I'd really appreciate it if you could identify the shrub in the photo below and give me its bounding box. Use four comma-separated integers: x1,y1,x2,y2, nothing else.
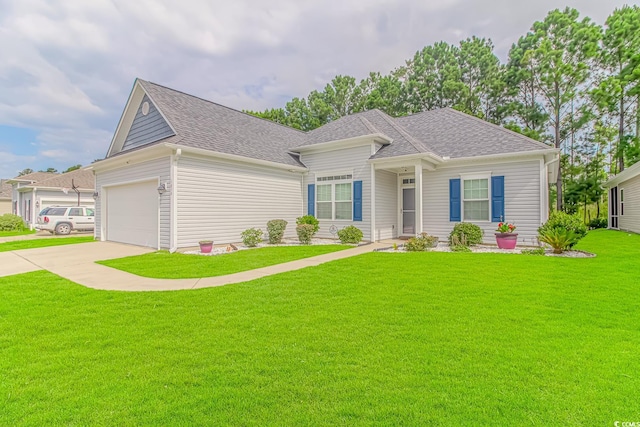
266,219,287,244
0,214,26,231
337,225,363,244
296,224,315,245
448,222,483,247
539,228,579,254
296,215,319,234
588,217,608,229
451,244,471,253
521,247,545,256
240,228,263,247
538,212,587,248
405,233,438,252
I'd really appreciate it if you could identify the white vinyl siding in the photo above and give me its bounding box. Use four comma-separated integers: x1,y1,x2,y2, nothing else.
375,169,397,240
301,145,373,241
423,160,542,244
618,173,640,233
95,157,171,248
176,155,303,247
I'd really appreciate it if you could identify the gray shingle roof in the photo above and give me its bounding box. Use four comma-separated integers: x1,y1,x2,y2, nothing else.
392,108,552,159
0,180,11,199
116,80,553,167
9,171,57,183
138,80,306,167
24,169,95,190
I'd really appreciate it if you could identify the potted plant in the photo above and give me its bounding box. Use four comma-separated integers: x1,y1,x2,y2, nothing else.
199,240,213,253
495,222,518,249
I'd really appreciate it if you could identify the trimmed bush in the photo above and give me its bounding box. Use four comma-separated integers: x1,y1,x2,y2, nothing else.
266,219,287,244
337,225,363,244
405,233,438,252
296,215,319,234
0,214,26,231
448,222,483,247
588,217,608,229
296,224,315,245
538,212,587,248
241,228,263,247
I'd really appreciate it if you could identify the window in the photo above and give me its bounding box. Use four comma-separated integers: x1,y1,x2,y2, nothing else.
402,178,415,185
86,208,95,216
463,178,489,221
69,208,82,216
316,174,353,220
621,188,624,216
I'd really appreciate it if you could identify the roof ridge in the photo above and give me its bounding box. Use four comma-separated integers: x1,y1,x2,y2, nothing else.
139,79,308,136
442,108,552,150
359,115,381,134
374,109,433,154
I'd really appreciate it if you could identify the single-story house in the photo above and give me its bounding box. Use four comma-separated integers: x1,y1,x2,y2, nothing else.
89,78,559,250
7,169,95,228
0,179,12,215
604,161,640,233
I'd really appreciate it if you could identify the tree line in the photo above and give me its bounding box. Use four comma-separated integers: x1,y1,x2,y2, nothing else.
247,6,640,219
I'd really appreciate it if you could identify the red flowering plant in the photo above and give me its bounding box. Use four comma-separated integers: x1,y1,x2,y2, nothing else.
496,222,516,233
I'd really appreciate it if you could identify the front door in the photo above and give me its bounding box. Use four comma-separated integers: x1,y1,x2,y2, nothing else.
402,187,415,235
610,186,618,229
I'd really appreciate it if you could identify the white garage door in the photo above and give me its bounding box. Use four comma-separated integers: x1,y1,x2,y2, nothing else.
106,180,158,248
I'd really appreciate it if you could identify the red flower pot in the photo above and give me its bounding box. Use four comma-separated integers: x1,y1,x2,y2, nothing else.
495,233,518,249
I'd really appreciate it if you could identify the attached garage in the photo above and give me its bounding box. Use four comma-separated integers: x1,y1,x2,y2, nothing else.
106,180,159,248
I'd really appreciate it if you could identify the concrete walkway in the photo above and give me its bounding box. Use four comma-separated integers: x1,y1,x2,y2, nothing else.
0,241,388,292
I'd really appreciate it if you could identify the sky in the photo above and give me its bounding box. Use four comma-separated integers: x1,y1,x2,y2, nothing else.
0,0,635,179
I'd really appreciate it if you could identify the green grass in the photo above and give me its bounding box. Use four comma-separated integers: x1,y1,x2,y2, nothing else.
1,230,639,425
0,236,94,252
0,229,36,237
97,245,350,278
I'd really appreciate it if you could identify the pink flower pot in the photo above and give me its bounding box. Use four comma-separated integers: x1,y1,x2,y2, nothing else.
495,233,518,250
199,242,213,253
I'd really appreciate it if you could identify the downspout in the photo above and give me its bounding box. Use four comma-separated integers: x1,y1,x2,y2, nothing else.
170,148,181,253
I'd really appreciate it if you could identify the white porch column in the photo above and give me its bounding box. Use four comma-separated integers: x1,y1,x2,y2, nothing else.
370,163,376,242
414,162,423,234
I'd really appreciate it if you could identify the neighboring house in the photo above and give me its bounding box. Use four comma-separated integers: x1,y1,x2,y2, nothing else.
0,179,12,215
7,169,95,228
604,161,640,233
89,78,559,250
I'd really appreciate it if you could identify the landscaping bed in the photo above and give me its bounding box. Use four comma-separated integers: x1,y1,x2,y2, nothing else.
377,242,595,257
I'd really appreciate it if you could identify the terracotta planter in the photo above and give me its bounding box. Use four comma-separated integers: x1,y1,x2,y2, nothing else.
495,233,518,249
199,241,213,253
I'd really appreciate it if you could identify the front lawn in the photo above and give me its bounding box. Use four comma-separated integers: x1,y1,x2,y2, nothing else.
0,230,638,425
97,245,349,278
0,236,94,252
0,229,36,237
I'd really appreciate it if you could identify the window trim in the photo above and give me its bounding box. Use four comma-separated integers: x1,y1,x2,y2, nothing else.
315,172,354,221
460,173,491,222
620,188,624,216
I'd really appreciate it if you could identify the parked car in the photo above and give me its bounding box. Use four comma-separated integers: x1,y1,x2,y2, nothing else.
35,206,95,235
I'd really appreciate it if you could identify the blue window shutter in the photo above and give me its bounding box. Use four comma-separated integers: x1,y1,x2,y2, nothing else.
353,181,362,221
449,179,461,221
491,176,505,222
307,184,315,216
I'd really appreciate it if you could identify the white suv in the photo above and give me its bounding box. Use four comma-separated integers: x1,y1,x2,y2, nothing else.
35,206,95,235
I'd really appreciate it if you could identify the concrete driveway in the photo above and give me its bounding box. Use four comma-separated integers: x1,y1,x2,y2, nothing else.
0,240,387,292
